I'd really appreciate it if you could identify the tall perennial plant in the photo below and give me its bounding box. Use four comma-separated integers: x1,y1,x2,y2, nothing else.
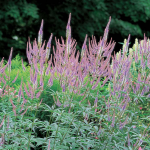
0,13,150,149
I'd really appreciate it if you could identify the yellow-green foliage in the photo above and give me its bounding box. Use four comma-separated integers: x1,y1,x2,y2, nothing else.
1,54,31,91
1,54,61,101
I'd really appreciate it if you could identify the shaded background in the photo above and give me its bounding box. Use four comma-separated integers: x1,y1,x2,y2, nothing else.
0,0,150,67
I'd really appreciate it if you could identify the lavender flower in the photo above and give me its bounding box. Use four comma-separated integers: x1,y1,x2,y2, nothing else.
81,34,88,58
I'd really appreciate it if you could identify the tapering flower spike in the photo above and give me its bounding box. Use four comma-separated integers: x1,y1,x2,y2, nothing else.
38,19,44,49
7,47,13,73
103,16,111,43
45,33,53,62
17,77,23,103
12,70,19,83
122,34,131,57
0,115,5,128
81,34,88,59
66,13,71,55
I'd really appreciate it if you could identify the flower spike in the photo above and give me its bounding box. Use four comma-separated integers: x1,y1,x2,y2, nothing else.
38,19,44,49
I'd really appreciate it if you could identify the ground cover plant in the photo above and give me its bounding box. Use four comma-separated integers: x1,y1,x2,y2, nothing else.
0,13,150,150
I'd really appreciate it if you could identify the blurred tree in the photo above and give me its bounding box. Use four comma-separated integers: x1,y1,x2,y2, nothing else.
0,0,39,64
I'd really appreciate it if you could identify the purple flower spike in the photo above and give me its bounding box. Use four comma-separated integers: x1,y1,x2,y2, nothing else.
103,16,111,43
38,19,44,48
40,75,44,87
56,98,61,107
7,48,13,73
0,115,5,128
65,13,72,55
21,107,29,116
122,102,127,111
30,68,34,83
12,70,19,83
66,13,71,31
46,33,53,61
33,72,38,86
94,97,98,104
62,84,65,92
36,90,42,99
119,116,128,129
24,83,30,97
6,117,9,131
97,129,101,136
18,78,23,102
81,34,88,58
48,75,53,87
22,93,27,104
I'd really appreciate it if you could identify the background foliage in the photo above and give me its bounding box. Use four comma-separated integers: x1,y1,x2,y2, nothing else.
0,0,150,66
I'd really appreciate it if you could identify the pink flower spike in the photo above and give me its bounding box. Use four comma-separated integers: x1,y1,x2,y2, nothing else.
38,19,44,47
12,70,19,83
7,47,13,73
140,107,142,110
138,147,142,150
47,139,50,150
0,115,5,128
